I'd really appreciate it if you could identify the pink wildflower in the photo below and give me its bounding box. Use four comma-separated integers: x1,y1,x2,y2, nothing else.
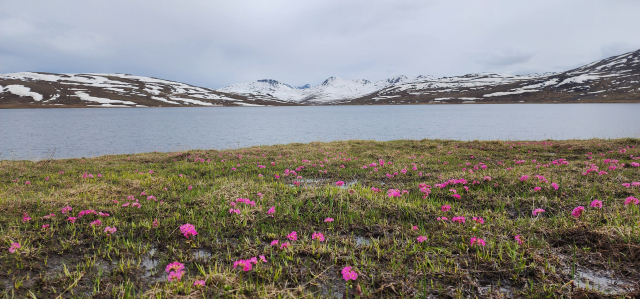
67,217,77,223
90,219,102,226
571,206,585,218
61,206,72,214
533,187,541,192
22,213,31,222
312,232,325,242
9,243,20,253
287,231,297,241
42,224,50,229
451,216,465,223
166,262,185,273
519,175,529,182
324,218,334,222
152,219,159,228
341,266,358,281
472,217,484,224
180,223,198,238
624,196,639,206
270,240,279,246
104,226,117,235
167,271,184,282
441,205,451,212
132,202,141,208
452,194,461,199
25,181,31,185
335,181,345,186
437,216,449,221
280,242,291,249
514,235,524,245
233,259,253,271
551,183,559,190
590,200,603,208
260,255,267,263
267,206,275,217
470,237,486,247
188,186,193,191
532,208,545,216
411,226,418,230
417,236,427,243
193,280,205,287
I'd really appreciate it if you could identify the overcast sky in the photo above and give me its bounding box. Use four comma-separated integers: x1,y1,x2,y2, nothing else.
1,0,639,88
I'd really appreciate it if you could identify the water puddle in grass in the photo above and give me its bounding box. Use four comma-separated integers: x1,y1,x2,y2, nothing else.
141,247,163,280
337,180,358,189
192,249,212,261
355,236,372,247
478,285,514,298
574,268,635,295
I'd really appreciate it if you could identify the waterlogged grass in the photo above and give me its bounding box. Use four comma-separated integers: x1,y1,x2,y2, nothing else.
1,139,640,298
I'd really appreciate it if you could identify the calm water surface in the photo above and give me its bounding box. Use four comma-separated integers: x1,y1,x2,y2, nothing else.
1,104,639,160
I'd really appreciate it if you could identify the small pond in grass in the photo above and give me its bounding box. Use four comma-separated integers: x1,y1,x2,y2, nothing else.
2,104,640,160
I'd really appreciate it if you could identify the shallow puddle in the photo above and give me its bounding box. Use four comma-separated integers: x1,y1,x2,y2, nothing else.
478,285,514,298
192,249,212,261
574,268,634,295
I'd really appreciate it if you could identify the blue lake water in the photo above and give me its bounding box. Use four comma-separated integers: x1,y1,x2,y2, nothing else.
1,104,639,160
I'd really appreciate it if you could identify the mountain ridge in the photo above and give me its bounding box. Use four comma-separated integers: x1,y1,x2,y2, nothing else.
1,49,639,108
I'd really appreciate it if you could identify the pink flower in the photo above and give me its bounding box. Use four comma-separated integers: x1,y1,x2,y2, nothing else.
260,255,267,263
42,224,50,229
624,196,639,206
267,206,275,217
532,208,545,216
132,202,141,208
166,262,185,273
188,185,193,191
67,217,77,223
90,219,102,226
9,243,20,253
22,213,31,222
341,266,358,281
483,176,492,181
270,240,279,246
25,181,31,185
104,226,117,235
312,232,325,242
411,226,418,230
193,280,205,287
417,236,427,243
287,231,297,241
451,216,465,223
335,181,345,186
472,217,484,224
571,206,585,218
441,205,451,212
280,242,291,249
61,206,72,214
168,271,184,282
470,237,486,247
233,259,253,271
452,194,461,199
122,202,131,207
551,183,559,190
590,200,603,208
153,219,159,228
519,175,529,182
99,212,110,217
324,218,334,222
533,187,541,192
180,223,198,238
514,235,524,245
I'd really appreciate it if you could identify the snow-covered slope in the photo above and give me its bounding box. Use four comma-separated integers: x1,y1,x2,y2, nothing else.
218,75,431,104
0,73,290,108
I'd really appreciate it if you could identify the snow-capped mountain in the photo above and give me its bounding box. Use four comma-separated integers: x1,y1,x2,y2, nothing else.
217,75,430,104
2,49,639,108
0,72,291,108
217,49,640,105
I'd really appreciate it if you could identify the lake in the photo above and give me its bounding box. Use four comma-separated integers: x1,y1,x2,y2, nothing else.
1,104,639,160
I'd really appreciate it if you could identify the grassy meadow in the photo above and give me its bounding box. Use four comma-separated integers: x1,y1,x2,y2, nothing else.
1,139,639,298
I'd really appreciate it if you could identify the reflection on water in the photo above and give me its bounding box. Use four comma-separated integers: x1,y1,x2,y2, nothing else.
2,104,640,160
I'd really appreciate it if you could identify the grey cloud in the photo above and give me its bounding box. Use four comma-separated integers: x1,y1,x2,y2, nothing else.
0,0,639,88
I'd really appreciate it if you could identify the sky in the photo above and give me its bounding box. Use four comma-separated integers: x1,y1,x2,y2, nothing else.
1,0,639,89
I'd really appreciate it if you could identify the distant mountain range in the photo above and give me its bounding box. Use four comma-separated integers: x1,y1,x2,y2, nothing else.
1,49,639,108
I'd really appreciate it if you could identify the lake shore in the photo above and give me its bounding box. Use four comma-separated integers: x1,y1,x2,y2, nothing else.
1,139,639,297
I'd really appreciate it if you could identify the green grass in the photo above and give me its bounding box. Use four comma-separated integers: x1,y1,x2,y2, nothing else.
1,139,639,298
